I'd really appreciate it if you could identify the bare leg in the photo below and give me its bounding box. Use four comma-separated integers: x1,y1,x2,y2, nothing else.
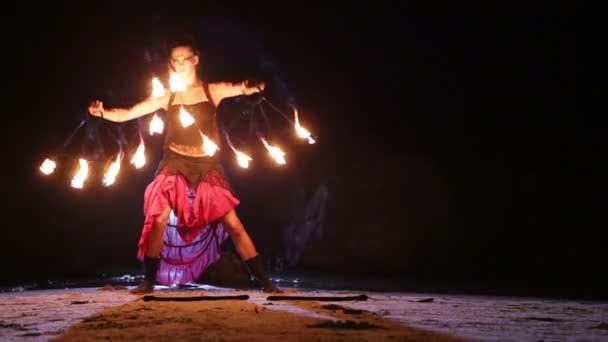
146,206,173,257
221,209,258,260
131,206,172,294
221,209,280,292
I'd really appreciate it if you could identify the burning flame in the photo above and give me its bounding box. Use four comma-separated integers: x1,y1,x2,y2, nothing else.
224,133,252,168
149,114,164,135
169,73,186,92
102,152,123,186
40,158,56,175
179,107,195,127
235,150,252,168
151,77,166,98
131,139,146,169
200,132,219,156
70,158,89,189
294,108,315,144
260,137,286,165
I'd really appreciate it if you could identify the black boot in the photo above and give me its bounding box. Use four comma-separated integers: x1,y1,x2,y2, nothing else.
245,255,281,293
130,256,160,294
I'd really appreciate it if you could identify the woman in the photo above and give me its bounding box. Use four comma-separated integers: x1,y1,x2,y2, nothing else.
88,37,280,294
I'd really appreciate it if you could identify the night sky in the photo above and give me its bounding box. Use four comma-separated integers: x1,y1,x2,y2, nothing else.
5,3,600,297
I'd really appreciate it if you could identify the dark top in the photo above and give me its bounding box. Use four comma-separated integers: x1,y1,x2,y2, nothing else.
162,100,220,150
155,88,229,189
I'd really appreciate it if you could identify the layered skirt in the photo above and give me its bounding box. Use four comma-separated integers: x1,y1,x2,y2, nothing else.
137,167,239,285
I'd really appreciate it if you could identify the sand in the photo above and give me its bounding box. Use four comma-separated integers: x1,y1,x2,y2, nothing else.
1,284,607,341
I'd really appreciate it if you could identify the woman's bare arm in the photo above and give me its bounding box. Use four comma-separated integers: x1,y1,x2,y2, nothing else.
207,81,265,107
88,93,170,122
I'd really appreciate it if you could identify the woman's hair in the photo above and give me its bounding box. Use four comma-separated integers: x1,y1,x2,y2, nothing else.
168,32,200,57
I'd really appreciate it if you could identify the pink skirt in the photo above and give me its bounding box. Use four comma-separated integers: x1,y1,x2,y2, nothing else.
137,169,239,285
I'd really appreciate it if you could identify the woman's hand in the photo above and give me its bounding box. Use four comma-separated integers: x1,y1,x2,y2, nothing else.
88,100,104,117
244,81,266,95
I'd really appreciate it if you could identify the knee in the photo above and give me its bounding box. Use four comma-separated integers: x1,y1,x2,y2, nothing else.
154,210,171,228
224,220,245,238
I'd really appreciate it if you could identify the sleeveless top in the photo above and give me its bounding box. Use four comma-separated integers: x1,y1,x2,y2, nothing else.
154,84,230,189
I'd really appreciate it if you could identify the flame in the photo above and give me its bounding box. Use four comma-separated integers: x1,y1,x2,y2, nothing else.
200,132,219,156
151,77,166,98
130,139,146,169
70,158,89,189
235,150,252,168
225,133,252,168
102,152,123,186
260,137,286,165
294,108,315,144
169,73,186,92
179,107,195,127
40,158,56,175
149,114,164,135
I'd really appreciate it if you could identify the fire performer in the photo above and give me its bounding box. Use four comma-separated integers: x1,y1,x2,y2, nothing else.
88,37,280,294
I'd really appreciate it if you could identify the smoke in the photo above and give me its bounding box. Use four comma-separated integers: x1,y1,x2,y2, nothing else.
114,125,129,153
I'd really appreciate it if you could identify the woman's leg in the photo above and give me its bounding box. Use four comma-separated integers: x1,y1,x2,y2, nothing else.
146,206,173,257
221,209,280,292
221,209,258,260
131,206,173,294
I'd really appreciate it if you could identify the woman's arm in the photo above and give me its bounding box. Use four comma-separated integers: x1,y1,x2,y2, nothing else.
88,93,170,122
207,81,265,107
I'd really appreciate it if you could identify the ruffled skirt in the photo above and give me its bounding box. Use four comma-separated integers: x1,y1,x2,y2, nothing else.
137,168,239,285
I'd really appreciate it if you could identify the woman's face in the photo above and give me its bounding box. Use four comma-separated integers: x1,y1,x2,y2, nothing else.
169,46,198,76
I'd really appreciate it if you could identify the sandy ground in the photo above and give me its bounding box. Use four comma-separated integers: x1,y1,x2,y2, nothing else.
1,285,607,341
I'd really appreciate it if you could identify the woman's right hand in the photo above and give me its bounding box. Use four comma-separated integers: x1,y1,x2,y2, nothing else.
88,100,104,117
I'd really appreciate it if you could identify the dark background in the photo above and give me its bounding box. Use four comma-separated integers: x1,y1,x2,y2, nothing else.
4,3,600,298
